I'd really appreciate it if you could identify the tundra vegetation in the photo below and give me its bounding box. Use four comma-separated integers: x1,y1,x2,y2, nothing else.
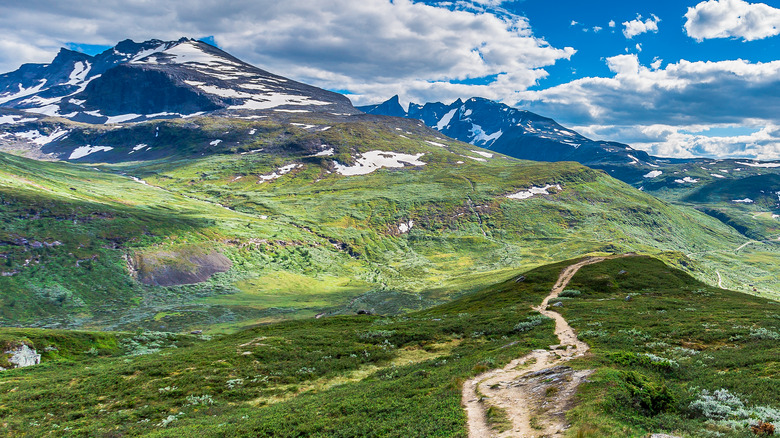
0,256,776,437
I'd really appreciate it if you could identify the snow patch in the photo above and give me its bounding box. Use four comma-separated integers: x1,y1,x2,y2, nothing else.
0,79,47,105
210,139,223,146
248,129,257,135
0,115,36,125
15,128,69,145
674,177,699,184
425,140,446,147
69,145,113,160
436,108,457,130
128,143,148,154
643,170,663,178
65,61,91,86
469,124,503,145
315,147,335,156
507,184,563,200
197,84,252,98
398,220,414,234
105,113,141,124
736,161,780,168
258,163,302,183
470,150,493,158
710,173,726,179
240,148,263,155
334,151,426,176
164,41,238,66
732,198,754,203
461,155,486,162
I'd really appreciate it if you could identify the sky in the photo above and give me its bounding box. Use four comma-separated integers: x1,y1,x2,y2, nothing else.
2,0,780,159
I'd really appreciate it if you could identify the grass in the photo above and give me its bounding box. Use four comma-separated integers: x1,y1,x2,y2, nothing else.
557,256,780,437
0,114,775,332
0,259,566,437
486,405,512,432
0,256,776,437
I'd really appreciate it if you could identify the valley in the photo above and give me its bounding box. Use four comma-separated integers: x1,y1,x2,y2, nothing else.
0,36,777,437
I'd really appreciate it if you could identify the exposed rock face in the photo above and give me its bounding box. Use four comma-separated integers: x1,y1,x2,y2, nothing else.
3,345,41,369
131,247,232,286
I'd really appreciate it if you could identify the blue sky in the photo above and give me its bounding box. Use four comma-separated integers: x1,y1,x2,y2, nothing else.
505,0,780,88
2,0,780,158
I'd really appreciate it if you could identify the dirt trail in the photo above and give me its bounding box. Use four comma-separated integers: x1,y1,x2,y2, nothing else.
462,256,616,438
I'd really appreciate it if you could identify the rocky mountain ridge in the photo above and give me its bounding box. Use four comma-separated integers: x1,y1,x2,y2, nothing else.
0,38,357,123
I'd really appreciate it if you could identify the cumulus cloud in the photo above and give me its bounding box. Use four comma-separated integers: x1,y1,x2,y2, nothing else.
0,0,574,107
517,55,780,159
622,14,661,38
576,123,780,159
608,20,616,28
684,0,780,41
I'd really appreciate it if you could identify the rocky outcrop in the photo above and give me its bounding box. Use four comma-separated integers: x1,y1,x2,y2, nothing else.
131,247,232,286
1,345,41,370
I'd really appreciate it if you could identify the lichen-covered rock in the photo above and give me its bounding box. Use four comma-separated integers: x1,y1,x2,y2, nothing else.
5,345,41,369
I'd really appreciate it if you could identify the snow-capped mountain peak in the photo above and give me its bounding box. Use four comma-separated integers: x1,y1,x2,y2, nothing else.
358,96,650,166
0,38,357,124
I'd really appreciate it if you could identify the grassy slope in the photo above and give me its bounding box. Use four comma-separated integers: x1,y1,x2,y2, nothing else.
0,257,776,437
641,165,780,298
0,114,764,330
560,257,780,437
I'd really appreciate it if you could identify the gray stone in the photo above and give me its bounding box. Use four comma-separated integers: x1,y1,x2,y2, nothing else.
6,345,41,369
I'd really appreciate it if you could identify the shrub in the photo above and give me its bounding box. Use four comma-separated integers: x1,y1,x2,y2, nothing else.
750,328,780,341
689,388,780,431
616,370,676,416
514,315,550,332
559,289,582,298
607,351,678,371
186,394,214,406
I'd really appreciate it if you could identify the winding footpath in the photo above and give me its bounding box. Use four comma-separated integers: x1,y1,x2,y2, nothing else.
462,256,616,438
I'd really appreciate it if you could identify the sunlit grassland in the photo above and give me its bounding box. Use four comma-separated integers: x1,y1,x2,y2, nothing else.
559,257,780,437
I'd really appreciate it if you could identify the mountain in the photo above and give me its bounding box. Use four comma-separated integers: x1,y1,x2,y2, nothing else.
358,96,780,244
0,38,357,123
358,96,655,167
0,38,777,333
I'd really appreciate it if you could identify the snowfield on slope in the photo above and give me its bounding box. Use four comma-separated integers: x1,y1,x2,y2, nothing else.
69,145,113,160
506,184,562,200
333,151,426,176
257,163,302,183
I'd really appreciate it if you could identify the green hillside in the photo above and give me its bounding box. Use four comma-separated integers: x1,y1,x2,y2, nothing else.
1,114,775,330
0,256,776,437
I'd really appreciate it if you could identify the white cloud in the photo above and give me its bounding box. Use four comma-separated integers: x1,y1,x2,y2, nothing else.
622,14,661,38
593,26,603,32
0,0,574,107
570,20,579,26
685,0,780,41
576,123,780,159
608,20,616,28
517,55,780,159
